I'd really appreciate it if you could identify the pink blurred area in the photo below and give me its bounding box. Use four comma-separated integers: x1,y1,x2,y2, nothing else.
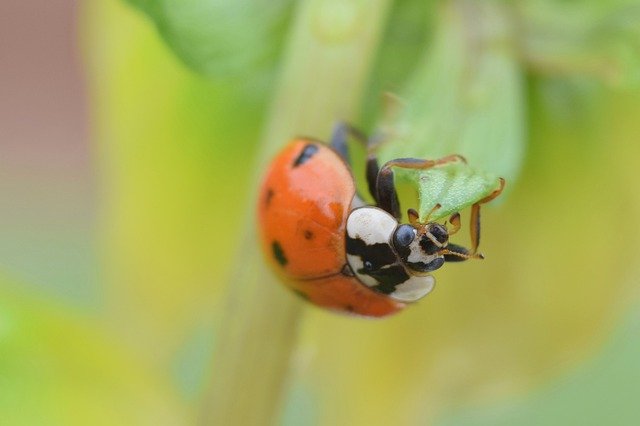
0,1,97,303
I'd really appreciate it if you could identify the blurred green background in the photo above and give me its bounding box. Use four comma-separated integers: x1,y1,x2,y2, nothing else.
2,0,640,425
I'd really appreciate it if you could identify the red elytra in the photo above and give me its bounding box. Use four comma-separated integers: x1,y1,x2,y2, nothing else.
257,139,404,317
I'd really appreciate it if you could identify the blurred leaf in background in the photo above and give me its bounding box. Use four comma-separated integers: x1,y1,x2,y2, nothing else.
0,277,189,425
126,0,294,86
439,303,640,425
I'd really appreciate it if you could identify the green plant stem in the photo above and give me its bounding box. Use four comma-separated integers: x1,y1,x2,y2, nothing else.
199,0,390,425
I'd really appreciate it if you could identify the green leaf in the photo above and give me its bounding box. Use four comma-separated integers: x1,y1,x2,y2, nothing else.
126,0,294,80
377,1,524,219
400,161,503,222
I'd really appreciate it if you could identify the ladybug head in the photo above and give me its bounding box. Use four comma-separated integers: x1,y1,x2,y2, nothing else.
345,206,436,303
391,219,449,274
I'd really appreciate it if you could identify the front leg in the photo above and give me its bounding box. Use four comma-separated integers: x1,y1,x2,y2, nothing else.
468,178,505,254
329,121,368,164
374,155,467,219
442,243,484,262
330,122,380,203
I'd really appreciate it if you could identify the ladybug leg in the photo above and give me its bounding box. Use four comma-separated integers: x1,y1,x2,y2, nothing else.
448,212,462,236
375,155,467,219
330,122,382,203
365,156,380,205
441,244,484,262
330,122,368,163
468,178,505,254
440,178,504,261
438,179,503,262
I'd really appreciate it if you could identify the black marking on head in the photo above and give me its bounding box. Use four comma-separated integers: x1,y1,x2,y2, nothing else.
346,236,397,270
405,256,445,272
265,188,274,207
293,144,319,167
346,235,416,295
272,241,288,267
303,230,314,240
370,265,410,294
292,289,309,301
347,235,410,295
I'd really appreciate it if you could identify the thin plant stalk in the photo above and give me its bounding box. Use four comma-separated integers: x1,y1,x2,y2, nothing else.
200,0,391,424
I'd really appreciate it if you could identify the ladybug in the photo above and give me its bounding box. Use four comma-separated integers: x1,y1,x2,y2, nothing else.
257,123,504,317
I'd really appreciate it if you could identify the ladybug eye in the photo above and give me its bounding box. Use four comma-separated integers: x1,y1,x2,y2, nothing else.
393,224,416,249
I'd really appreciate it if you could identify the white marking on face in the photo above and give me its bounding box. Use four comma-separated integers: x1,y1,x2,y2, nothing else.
406,238,437,264
403,230,443,269
346,207,397,245
346,207,399,288
390,274,435,302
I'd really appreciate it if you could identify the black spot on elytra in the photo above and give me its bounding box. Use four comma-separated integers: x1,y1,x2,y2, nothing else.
265,188,274,207
272,241,288,267
303,230,314,240
293,144,319,167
